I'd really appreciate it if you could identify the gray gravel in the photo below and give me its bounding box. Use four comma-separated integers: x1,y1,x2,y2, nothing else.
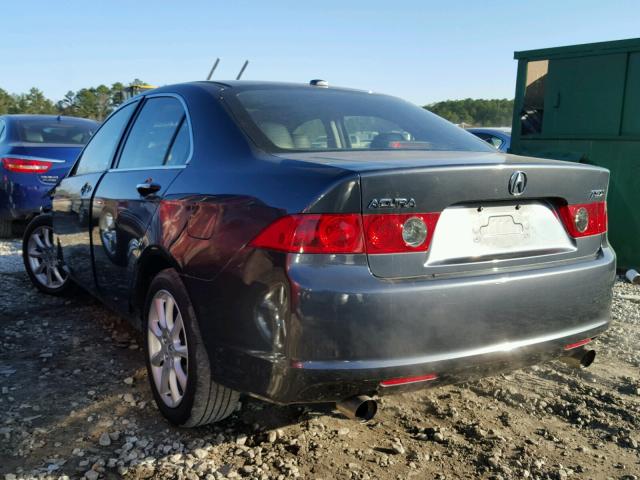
1,238,639,479
0,239,23,274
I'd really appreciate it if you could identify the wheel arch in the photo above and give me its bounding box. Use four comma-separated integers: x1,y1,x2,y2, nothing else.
132,245,183,327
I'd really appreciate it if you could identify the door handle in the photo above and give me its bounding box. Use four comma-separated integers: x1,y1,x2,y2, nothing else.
136,182,161,197
80,182,92,195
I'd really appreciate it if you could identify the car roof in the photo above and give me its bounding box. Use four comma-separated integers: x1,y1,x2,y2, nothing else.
208,80,368,93
148,80,375,98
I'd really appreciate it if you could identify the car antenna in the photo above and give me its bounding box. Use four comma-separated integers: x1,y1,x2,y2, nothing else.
236,60,249,80
206,58,221,80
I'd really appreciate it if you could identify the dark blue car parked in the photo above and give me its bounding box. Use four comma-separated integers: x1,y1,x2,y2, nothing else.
22,82,613,426
0,115,98,236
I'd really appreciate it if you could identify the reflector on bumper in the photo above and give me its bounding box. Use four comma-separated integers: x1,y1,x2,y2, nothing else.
380,373,438,387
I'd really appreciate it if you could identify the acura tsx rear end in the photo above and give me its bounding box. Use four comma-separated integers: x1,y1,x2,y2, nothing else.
24,80,615,426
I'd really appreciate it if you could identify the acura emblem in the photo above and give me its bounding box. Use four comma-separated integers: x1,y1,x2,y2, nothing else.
508,171,527,196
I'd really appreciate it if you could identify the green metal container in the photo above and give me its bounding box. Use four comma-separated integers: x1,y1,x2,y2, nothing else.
510,38,640,270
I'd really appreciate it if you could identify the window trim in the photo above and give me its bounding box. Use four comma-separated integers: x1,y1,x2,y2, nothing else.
112,93,194,172
70,99,142,177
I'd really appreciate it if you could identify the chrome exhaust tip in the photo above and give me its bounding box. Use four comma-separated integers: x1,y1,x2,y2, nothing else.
336,395,378,422
560,347,596,369
625,268,640,285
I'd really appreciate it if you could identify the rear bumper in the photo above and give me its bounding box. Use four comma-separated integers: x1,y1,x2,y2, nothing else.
202,247,615,404
214,321,607,403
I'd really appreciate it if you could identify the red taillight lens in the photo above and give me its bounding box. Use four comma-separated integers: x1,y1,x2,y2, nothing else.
250,214,365,254
363,213,440,254
251,212,440,254
558,202,607,237
1,157,52,173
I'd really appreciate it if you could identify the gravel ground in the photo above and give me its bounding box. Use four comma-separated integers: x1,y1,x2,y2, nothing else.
1,238,639,480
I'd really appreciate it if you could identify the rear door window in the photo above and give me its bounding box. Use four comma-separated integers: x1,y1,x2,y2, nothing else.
117,97,189,169
74,102,138,176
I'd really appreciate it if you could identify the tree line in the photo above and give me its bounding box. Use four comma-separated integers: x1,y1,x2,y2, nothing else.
1,83,514,127
0,80,146,121
424,98,514,127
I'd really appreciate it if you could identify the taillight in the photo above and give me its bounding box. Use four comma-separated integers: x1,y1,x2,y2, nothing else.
558,202,607,237
250,212,440,254
363,213,440,254
1,157,52,173
250,214,365,254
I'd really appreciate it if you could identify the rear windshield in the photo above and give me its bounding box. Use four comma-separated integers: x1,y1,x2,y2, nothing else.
226,87,493,153
16,119,97,145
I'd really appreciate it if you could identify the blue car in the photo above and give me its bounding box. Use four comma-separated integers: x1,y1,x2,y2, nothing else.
467,127,511,152
0,115,98,236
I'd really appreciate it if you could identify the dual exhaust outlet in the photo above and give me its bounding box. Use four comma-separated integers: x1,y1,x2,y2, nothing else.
335,346,596,422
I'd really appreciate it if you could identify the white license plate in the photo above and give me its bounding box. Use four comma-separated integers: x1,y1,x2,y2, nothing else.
427,202,576,265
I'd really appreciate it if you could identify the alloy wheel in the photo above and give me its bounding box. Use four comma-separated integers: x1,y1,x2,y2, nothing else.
147,290,189,408
27,225,67,289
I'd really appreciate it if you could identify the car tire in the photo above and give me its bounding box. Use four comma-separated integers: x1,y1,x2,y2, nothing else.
22,214,74,296
143,268,240,427
0,219,13,238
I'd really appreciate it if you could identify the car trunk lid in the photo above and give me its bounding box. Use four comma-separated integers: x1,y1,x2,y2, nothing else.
358,157,609,278
276,150,609,278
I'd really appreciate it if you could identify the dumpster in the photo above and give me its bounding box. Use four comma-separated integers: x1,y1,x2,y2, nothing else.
510,38,640,270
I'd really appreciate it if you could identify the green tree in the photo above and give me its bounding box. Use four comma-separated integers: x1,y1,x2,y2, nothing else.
62,84,113,120
2,80,151,119
57,90,78,116
10,88,56,114
425,98,514,127
0,88,15,114
110,82,125,108
56,80,148,119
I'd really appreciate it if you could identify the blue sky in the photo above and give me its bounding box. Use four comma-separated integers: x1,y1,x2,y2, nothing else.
1,0,639,105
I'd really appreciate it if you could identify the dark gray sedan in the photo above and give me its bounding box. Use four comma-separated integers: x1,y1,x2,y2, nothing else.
23,81,615,426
